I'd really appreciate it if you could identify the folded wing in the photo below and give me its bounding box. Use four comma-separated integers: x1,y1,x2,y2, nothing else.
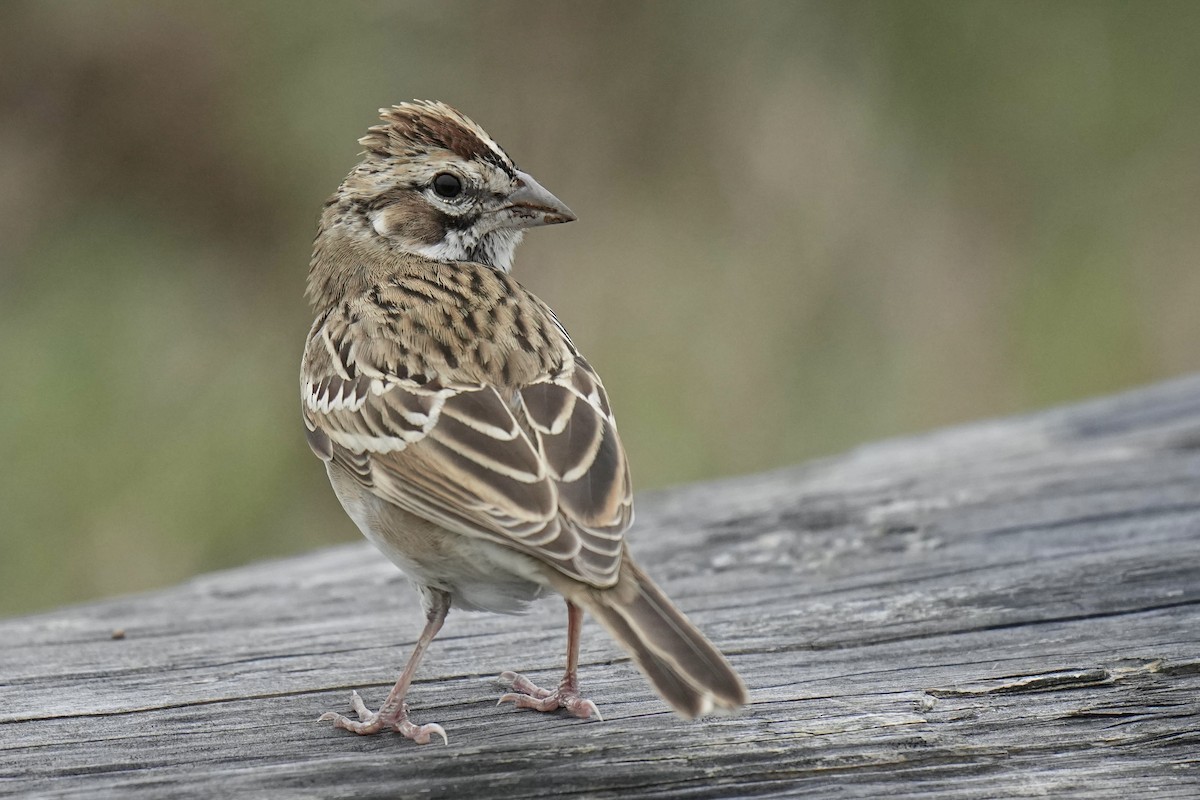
302,293,633,588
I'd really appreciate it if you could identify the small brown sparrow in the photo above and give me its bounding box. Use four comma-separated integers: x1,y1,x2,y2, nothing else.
302,101,746,743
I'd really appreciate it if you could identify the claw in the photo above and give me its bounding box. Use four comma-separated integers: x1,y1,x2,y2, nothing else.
400,719,448,745
497,671,603,721
320,691,448,743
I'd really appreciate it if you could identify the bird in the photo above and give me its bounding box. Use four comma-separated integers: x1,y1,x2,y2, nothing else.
302,100,747,744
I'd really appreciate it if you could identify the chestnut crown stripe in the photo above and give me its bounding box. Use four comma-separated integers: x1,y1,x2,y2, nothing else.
358,100,518,180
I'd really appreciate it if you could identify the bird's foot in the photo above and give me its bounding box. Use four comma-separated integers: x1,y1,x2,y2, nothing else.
497,670,603,720
319,689,448,744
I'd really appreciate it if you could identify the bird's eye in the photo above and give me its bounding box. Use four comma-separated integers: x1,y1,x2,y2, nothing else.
432,172,463,199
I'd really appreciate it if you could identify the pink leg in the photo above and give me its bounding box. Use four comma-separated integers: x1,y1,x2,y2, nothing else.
320,589,450,744
498,601,602,721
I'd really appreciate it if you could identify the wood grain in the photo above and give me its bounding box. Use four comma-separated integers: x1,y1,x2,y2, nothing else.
3,376,1200,798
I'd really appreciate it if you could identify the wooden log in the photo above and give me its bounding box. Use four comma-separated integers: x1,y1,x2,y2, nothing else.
2,376,1199,798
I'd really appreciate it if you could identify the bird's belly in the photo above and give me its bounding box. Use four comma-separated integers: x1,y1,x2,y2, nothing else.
327,463,549,614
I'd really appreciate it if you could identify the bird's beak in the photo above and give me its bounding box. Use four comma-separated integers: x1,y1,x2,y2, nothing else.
504,170,576,228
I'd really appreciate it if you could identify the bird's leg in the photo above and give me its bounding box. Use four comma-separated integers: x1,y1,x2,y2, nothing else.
498,600,602,720
320,588,451,743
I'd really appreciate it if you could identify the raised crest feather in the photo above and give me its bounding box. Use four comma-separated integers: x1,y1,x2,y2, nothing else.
357,100,516,178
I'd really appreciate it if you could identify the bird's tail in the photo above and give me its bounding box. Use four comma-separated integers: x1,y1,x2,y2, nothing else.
558,554,748,718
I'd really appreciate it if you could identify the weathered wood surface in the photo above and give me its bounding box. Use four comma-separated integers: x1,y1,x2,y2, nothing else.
3,377,1200,799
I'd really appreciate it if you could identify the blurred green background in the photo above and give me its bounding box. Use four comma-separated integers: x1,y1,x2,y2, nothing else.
3,1,1198,616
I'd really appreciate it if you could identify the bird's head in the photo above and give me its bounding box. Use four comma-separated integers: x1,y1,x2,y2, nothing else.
327,100,575,273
